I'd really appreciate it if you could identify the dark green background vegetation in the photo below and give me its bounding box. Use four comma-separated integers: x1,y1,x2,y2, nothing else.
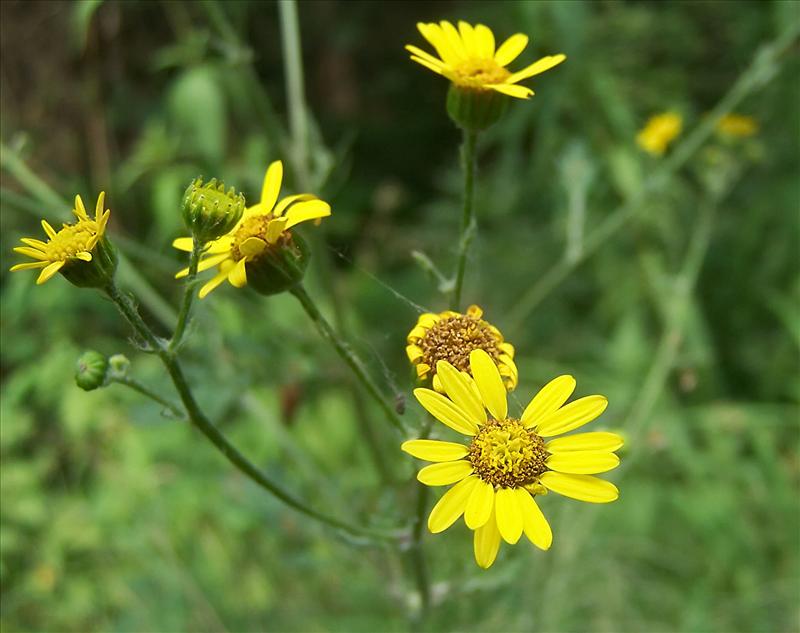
1,1,798,631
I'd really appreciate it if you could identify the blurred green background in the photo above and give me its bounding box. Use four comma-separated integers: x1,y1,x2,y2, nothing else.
1,1,799,632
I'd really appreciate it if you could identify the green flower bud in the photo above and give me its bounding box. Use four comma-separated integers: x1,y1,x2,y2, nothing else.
182,177,245,243
446,84,509,132
60,235,118,289
75,350,109,391
246,231,311,296
108,354,131,377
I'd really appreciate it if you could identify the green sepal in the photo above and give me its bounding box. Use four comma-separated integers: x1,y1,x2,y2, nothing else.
245,232,311,296
447,85,509,132
60,236,118,289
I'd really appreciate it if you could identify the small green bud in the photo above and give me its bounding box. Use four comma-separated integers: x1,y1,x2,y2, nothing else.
246,232,311,296
182,177,246,243
75,350,109,391
446,85,509,132
60,236,118,289
108,354,131,377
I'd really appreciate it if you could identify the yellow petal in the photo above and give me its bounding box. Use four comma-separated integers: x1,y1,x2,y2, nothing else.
469,350,507,420
283,199,331,230
94,191,106,222
74,195,88,219
435,360,487,425
546,432,624,453
10,261,48,271
521,375,576,428
507,54,566,84
536,395,608,437
172,237,195,252
41,220,57,239
498,342,514,358
416,363,431,379
473,23,495,58
547,451,620,475
13,246,48,260
417,22,458,66
198,267,230,299
494,33,529,66
406,344,424,363
260,160,283,212
409,55,444,76
517,489,552,550
36,260,64,284
439,20,466,60
74,251,92,262
407,325,428,341
464,480,495,529
495,487,523,544
489,83,533,99
417,460,473,486
473,505,502,568
401,439,469,462
405,44,445,69
20,238,48,249
273,193,316,217
539,472,619,503
427,475,479,533
413,388,478,436
457,21,477,54
265,218,288,244
417,313,440,328
227,257,247,288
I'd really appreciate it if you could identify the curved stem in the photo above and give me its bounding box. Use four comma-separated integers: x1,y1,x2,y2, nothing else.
169,239,202,351
451,129,478,310
109,375,185,419
279,0,310,188
290,284,407,434
104,282,400,543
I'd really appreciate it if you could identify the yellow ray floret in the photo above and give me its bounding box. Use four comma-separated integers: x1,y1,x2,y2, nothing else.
406,304,517,392
173,160,331,298
10,192,111,285
636,112,682,156
401,350,623,568
406,20,566,99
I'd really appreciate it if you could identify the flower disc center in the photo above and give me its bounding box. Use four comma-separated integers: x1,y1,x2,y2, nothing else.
453,59,510,88
231,214,275,260
44,221,97,261
469,418,548,488
420,314,500,373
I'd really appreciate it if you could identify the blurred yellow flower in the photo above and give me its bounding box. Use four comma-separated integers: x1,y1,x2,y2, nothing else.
406,20,566,99
636,112,683,156
173,160,330,298
716,113,758,138
402,350,622,568
10,193,111,285
406,305,517,391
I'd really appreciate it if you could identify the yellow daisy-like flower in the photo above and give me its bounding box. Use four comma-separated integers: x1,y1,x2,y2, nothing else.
716,113,758,138
406,305,517,392
406,20,566,99
10,193,111,285
636,112,683,156
173,160,331,298
402,350,622,569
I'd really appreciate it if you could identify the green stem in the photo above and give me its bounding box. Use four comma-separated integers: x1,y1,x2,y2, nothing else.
104,282,399,543
505,21,800,333
451,130,478,310
279,0,310,189
408,419,433,624
290,284,407,434
109,375,185,419
169,240,202,351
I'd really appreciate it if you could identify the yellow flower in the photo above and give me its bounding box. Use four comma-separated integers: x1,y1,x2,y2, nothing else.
10,193,112,285
406,305,517,392
716,113,758,138
402,350,622,569
636,112,683,156
173,160,331,298
406,20,566,99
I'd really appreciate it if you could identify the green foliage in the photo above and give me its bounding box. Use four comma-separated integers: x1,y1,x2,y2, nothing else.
1,1,798,632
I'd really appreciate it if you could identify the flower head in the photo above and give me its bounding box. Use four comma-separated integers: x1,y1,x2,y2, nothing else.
716,113,758,139
173,160,331,298
402,350,622,568
406,21,566,100
636,112,683,156
10,192,115,287
406,305,517,392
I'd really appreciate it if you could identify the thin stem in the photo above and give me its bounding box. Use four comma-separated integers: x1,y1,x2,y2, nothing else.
451,129,478,310
109,375,185,419
279,0,310,189
506,21,800,333
408,419,433,625
169,239,202,351
290,284,407,434
104,282,400,543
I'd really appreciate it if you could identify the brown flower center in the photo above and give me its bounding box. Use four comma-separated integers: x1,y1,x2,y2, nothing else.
469,418,548,488
420,314,500,373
